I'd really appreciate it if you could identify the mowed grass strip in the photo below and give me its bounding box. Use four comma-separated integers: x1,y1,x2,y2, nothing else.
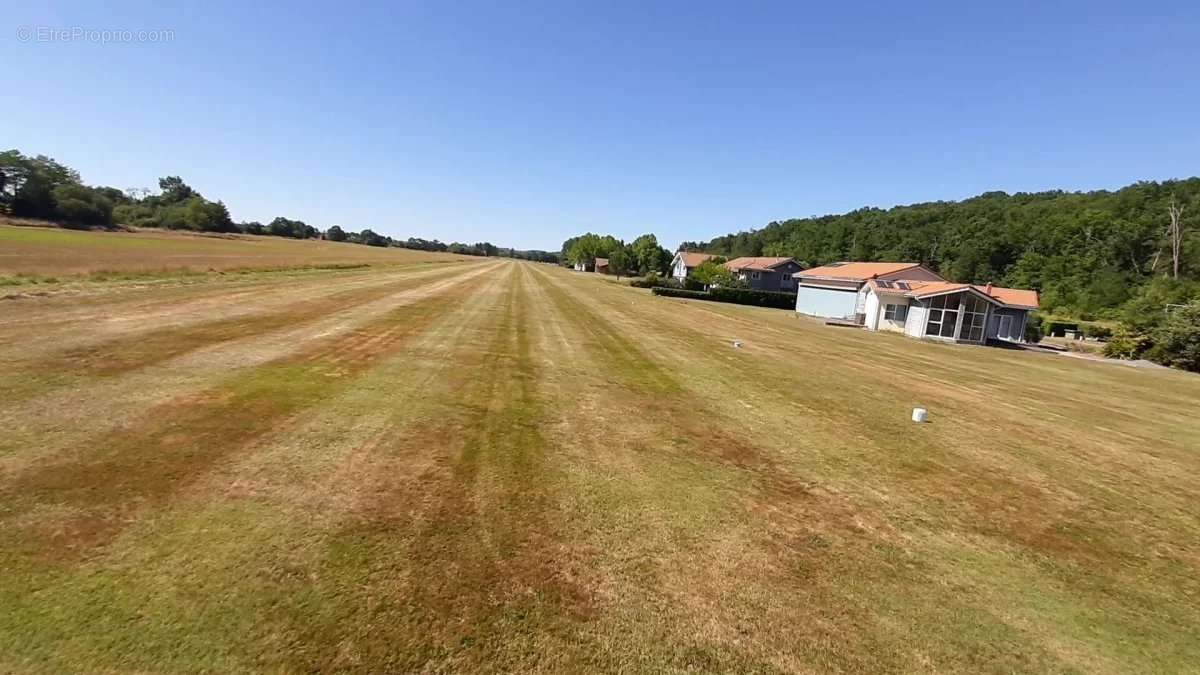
0,263,477,406
0,263,508,673
529,264,906,672
269,264,599,672
0,264,498,560
1,261,1198,673
532,265,1200,671
0,263,601,673
566,268,1200,564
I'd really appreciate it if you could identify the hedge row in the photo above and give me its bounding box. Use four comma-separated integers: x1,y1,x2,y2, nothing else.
651,286,797,310
631,274,705,291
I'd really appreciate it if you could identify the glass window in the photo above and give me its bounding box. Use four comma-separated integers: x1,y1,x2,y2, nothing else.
751,271,760,280
958,294,988,342
926,293,961,338
939,311,958,337
884,303,908,321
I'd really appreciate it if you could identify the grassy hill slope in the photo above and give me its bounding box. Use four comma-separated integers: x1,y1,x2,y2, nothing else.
0,221,464,278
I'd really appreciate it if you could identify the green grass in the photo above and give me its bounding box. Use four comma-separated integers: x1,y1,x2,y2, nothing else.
0,260,1198,672
0,222,465,278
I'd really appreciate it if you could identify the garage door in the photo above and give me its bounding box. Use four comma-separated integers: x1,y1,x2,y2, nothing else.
795,285,858,319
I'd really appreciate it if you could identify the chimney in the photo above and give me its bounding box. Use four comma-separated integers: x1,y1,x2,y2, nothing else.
985,282,993,295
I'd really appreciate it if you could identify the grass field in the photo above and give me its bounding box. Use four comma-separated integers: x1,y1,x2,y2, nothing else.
1,257,1199,673
0,222,463,279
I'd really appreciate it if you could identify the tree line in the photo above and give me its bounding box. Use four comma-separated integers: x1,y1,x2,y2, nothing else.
0,149,559,262
402,237,558,262
559,232,673,277
685,180,1198,319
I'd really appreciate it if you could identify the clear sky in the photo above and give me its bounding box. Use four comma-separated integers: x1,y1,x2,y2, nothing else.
6,1,1199,250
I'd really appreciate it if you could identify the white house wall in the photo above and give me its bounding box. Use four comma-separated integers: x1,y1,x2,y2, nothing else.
903,301,928,337
672,259,688,279
876,298,909,333
864,291,881,330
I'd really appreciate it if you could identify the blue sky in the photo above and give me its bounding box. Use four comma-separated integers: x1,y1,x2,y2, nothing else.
6,1,1199,250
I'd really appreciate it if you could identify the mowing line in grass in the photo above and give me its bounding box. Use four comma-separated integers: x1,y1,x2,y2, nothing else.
0,263,499,465
0,264,499,559
0,264,488,407
269,264,601,671
0,262,519,673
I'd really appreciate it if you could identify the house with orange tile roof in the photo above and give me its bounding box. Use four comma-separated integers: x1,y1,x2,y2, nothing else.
669,251,716,281
723,256,804,291
794,261,1039,344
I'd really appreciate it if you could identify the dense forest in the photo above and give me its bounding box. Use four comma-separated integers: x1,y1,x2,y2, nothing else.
0,149,558,263
684,180,1199,320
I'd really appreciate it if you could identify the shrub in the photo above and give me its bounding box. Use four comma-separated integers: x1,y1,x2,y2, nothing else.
710,287,797,309
1103,327,1151,360
1044,320,1079,337
690,260,741,288
240,221,265,235
630,272,664,288
113,203,158,228
651,286,797,310
51,184,114,228
1145,302,1200,372
650,287,710,300
1121,277,1200,332
1080,322,1113,340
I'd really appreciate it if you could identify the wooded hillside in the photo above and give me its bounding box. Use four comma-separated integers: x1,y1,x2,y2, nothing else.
685,179,1200,319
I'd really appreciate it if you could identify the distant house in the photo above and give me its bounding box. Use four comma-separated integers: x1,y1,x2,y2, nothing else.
794,262,1039,343
669,251,715,281
724,257,803,292
572,260,593,272
594,257,610,274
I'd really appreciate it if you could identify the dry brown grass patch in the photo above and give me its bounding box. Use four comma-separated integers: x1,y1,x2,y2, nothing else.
1,271,487,559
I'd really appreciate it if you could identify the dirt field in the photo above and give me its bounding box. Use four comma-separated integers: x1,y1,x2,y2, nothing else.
2,260,1199,673
0,222,463,278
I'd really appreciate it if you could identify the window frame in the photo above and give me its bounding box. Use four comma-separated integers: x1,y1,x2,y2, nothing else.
883,303,908,322
959,295,988,342
998,314,1013,338
925,294,960,338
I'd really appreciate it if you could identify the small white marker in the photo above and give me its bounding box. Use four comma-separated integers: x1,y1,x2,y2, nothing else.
912,407,928,423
